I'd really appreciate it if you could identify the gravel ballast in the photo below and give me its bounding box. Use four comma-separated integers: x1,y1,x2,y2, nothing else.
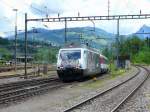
70,67,147,112
118,66,150,112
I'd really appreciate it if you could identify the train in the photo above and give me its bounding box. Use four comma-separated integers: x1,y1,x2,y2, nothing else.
56,43,109,81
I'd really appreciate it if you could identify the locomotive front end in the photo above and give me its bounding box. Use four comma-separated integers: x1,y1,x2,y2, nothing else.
57,49,83,81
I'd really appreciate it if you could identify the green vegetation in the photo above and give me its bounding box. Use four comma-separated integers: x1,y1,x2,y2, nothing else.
0,31,149,65
122,36,150,64
34,47,59,64
80,63,126,90
109,63,126,78
133,46,150,64
0,37,60,66
0,37,10,45
102,36,150,65
0,48,12,61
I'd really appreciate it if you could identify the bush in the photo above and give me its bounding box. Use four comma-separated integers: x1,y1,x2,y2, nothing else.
133,47,150,64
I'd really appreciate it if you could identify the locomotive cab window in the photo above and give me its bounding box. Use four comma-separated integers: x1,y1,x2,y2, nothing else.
60,50,81,60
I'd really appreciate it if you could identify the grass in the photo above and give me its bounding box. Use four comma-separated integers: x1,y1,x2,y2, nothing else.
110,69,126,78
79,64,127,90
80,79,105,89
109,63,126,79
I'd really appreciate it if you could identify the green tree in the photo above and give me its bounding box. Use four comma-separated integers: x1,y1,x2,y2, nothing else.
34,47,58,64
0,48,12,61
133,46,150,64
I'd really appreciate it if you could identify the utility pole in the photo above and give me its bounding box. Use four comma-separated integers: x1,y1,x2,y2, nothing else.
65,18,67,43
58,13,60,18
90,20,95,32
32,27,35,47
116,19,120,68
25,13,27,79
13,9,18,72
78,12,80,17
44,6,48,18
108,0,110,17
80,33,82,40
32,27,36,68
146,37,150,48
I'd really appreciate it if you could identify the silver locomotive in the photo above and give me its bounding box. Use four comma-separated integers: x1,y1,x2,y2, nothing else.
57,44,108,81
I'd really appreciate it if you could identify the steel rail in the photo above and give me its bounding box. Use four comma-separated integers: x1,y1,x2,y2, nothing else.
0,83,66,105
0,77,65,105
0,79,60,97
0,81,61,100
110,66,150,112
0,69,56,79
64,66,141,112
0,77,59,92
0,66,32,73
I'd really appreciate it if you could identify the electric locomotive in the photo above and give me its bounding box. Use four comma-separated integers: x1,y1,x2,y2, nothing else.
57,43,108,81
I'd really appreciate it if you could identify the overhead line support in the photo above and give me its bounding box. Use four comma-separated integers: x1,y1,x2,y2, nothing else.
27,14,150,22
25,13,150,70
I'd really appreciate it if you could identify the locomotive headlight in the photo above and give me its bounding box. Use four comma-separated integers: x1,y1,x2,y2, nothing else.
60,65,63,69
58,65,63,69
76,64,82,69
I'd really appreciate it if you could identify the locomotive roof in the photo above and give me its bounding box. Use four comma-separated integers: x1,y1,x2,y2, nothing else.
62,43,100,53
63,42,88,48
100,54,108,60
61,42,108,59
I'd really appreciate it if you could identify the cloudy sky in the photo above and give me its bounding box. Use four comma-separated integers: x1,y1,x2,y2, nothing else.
1,0,150,37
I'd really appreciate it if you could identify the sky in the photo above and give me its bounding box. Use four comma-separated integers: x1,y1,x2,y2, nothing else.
1,0,150,37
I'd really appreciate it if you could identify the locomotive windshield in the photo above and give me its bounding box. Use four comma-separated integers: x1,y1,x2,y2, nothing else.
60,50,81,61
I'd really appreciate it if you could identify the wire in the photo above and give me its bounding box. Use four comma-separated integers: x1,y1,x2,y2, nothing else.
124,0,134,14
0,16,7,20
0,17,13,26
30,4,45,14
0,0,25,15
3,30,24,34
1,0,14,9
21,1,46,15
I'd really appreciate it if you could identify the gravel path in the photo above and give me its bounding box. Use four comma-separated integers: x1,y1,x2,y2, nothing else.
0,66,139,112
118,66,150,112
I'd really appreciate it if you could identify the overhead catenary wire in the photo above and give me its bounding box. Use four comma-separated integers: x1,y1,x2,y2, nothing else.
0,0,25,15
0,0,48,35
30,4,46,14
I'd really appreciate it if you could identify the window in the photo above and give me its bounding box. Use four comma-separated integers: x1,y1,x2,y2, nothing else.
60,50,81,61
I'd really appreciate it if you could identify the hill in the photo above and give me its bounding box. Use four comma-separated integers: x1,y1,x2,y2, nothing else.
7,27,116,48
135,25,150,39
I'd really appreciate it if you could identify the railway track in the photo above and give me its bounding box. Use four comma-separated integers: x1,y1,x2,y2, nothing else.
0,77,59,92
0,69,56,79
0,72,37,79
0,66,32,73
111,66,150,112
64,66,149,112
0,77,65,106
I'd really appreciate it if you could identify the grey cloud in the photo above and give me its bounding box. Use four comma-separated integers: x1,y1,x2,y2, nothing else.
30,0,64,16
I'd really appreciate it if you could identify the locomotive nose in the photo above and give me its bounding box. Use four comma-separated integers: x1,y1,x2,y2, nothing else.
65,65,72,69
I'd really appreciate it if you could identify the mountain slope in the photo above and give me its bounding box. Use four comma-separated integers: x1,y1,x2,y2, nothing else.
135,25,150,39
7,27,115,47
